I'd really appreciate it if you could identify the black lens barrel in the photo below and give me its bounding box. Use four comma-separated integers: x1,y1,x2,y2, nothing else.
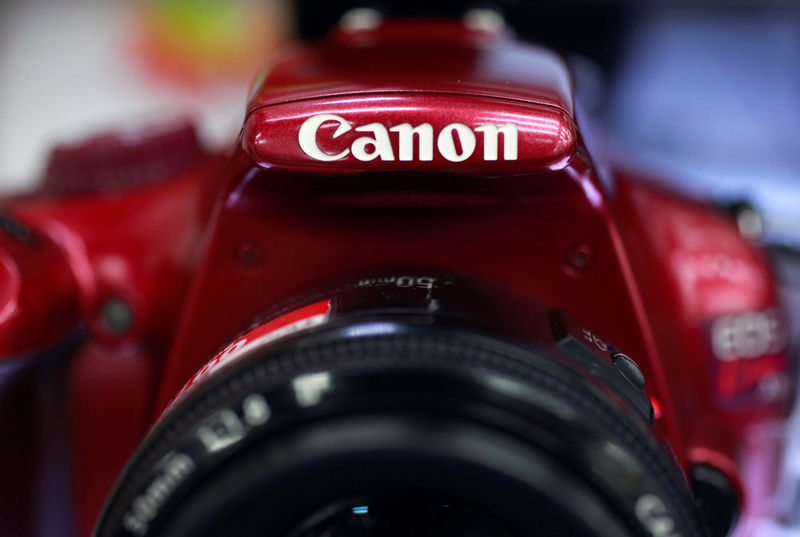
95,311,705,537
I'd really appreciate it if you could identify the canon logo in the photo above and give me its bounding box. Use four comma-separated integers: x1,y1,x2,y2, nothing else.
298,114,519,163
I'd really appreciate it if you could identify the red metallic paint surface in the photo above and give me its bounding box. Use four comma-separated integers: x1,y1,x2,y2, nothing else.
0,223,80,356
244,94,576,173
3,152,225,537
613,173,791,506
0,18,791,537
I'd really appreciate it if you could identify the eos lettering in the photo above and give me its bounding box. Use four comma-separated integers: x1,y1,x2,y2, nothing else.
298,114,518,163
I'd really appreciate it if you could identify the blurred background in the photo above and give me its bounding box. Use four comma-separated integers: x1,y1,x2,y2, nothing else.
1,0,799,535
0,0,291,192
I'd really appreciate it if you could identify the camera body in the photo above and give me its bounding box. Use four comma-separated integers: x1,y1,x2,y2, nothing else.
0,18,793,537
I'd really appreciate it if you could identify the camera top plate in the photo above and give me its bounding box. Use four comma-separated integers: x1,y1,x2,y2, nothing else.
242,19,577,174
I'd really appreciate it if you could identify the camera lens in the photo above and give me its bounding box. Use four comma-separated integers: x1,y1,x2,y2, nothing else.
287,498,511,537
95,280,707,537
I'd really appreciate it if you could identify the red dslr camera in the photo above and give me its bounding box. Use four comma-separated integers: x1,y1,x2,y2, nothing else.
0,14,793,537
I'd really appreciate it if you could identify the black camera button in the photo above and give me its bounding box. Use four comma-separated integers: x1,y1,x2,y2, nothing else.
612,352,646,391
0,212,36,244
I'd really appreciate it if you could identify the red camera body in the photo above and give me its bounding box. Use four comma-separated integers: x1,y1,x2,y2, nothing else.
0,18,792,537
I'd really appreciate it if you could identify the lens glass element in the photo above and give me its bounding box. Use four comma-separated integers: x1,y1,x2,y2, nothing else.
288,497,514,537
